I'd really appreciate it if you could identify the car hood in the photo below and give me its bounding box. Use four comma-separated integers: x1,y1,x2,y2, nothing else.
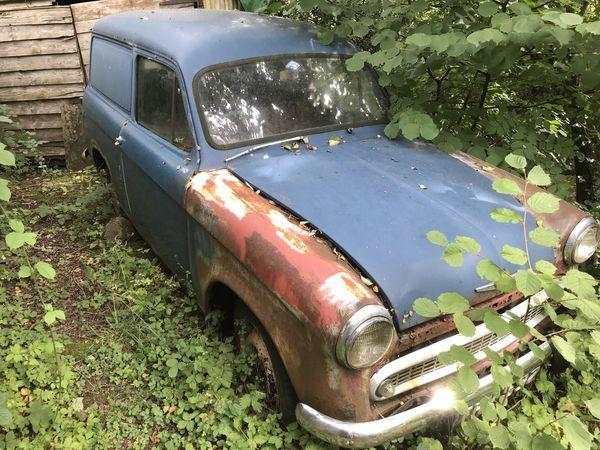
228,129,554,329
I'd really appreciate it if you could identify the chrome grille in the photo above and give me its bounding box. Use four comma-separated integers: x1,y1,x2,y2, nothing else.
370,292,549,401
387,330,503,386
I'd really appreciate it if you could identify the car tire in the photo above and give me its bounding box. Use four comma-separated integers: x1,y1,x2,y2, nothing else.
234,302,298,424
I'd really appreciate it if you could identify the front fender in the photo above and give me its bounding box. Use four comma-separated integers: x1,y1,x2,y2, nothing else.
185,168,385,420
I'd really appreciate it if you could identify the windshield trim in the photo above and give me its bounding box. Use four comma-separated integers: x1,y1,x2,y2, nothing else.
192,53,388,151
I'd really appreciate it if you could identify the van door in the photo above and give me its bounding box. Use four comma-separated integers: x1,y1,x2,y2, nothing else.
118,56,196,279
85,37,134,212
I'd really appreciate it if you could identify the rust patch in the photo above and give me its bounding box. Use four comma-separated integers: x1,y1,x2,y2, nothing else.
453,151,589,272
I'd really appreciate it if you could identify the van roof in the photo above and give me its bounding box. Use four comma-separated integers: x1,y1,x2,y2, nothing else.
92,10,355,76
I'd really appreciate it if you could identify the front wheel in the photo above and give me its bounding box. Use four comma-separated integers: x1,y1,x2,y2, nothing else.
235,303,298,424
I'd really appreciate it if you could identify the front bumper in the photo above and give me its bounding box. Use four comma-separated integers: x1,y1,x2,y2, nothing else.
296,341,551,448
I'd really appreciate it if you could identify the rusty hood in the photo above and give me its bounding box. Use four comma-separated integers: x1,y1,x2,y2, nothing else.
227,129,555,329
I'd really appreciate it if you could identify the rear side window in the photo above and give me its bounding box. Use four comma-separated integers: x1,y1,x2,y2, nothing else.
90,38,132,111
136,57,193,152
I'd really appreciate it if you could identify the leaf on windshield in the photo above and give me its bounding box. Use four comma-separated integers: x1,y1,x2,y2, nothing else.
328,135,341,146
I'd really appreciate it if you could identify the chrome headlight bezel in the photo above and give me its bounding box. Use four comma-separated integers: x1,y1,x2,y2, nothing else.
336,305,395,370
564,217,600,265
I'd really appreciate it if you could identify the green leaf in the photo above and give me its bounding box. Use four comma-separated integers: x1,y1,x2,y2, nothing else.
531,434,564,450
562,269,597,300
478,1,498,17
18,265,31,278
528,342,548,361
551,336,577,365
34,261,56,280
43,309,65,326
28,401,52,432
0,179,10,202
438,344,476,366
455,236,480,253
413,298,440,317
495,273,517,292
23,232,36,246
442,243,464,267
477,259,502,281
5,232,25,250
576,21,600,35
509,2,531,15
484,311,510,337
168,366,178,378
491,364,512,388
535,260,557,275
0,148,15,166
505,153,527,169
317,28,334,45
437,292,470,314
559,13,583,27
529,227,559,247
559,415,592,450
527,166,551,186
345,51,369,72
454,313,476,337
406,33,431,47
490,207,523,223
515,269,542,296
492,178,522,196
489,425,510,449
527,192,560,214
467,28,505,46
420,123,439,140
8,219,24,233
426,230,448,247
509,319,530,339
457,366,479,393
298,0,317,10
402,122,420,140
500,244,527,265
584,399,600,419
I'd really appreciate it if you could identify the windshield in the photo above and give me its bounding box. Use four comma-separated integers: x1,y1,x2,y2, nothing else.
194,55,387,149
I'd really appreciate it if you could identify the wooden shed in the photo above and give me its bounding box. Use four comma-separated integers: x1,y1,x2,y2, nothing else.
0,0,239,165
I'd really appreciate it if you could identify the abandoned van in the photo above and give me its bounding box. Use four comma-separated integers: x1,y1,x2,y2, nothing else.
83,10,599,448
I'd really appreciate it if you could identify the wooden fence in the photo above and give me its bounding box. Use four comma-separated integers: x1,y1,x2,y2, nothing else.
0,0,236,160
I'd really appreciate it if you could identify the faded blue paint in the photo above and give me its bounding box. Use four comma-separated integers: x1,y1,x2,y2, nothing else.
228,126,555,328
92,10,355,86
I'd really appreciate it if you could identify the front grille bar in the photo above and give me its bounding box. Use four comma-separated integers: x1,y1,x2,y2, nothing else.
369,291,548,401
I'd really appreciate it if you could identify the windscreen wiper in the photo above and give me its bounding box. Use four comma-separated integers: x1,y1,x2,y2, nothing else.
224,135,307,163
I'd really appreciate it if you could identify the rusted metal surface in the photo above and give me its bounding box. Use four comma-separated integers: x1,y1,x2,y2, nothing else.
393,290,524,354
186,168,386,420
453,152,589,273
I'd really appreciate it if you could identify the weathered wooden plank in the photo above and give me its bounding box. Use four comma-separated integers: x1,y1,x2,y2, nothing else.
6,113,63,130
3,99,77,116
0,84,83,102
0,7,72,26
74,18,97,35
71,0,160,22
0,68,84,88
37,146,66,157
0,0,54,11
77,32,91,54
0,53,81,73
26,128,63,143
0,24,74,42
0,37,79,58
204,0,240,9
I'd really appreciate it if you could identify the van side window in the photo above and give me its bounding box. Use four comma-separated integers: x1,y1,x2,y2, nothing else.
136,57,193,151
90,38,132,111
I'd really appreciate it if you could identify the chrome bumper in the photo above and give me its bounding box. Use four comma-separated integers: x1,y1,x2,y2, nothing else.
296,342,551,448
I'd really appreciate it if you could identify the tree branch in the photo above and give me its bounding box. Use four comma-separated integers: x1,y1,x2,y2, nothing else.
471,71,491,131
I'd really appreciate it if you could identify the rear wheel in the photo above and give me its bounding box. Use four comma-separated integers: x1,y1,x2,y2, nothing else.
235,303,297,424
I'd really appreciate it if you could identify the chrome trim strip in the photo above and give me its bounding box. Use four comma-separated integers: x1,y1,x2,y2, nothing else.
297,342,551,448
369,291,548,401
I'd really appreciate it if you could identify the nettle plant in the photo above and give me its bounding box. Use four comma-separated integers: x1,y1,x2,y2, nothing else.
412,153,599,449
0,118,64,430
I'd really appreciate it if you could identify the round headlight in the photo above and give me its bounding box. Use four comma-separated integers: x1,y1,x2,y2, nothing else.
564,217,599,265
336,305,395,369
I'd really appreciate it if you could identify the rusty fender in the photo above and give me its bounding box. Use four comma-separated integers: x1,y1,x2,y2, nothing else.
185,168,387,421
453,152,588,272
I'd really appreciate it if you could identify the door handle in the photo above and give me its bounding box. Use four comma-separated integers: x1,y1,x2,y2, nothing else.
114,135,124,147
